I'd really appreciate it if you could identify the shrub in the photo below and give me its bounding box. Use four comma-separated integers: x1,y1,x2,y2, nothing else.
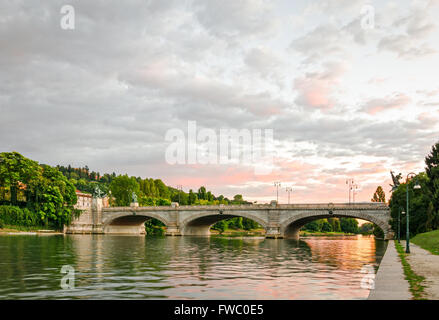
0,205,40,227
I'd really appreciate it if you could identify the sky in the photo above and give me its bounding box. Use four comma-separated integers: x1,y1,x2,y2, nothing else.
1,0,438,204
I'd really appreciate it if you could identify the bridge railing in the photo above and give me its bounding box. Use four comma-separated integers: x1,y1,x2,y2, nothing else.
102,202,389,212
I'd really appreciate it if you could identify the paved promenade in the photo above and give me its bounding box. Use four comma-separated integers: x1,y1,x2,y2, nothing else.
404,241,439,300
368,241,411,300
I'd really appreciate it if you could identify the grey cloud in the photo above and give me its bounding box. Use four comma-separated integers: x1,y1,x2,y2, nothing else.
192,0,279,43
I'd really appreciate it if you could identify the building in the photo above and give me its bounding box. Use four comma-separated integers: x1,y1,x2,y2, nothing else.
75,190,92,209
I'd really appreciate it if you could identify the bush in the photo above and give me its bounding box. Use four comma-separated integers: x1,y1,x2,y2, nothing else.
321,220,333,232
0,205,40,227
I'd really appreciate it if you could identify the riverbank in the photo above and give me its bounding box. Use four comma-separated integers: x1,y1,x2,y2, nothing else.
368,240,411,300
210,228,265,237
300,231,357,237
210,229,361,237
0,225,61,235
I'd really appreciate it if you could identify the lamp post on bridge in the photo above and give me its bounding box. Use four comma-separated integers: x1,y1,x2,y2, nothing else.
405,173,421,254
177,185,183,204
346,178,354,204
286,187,292,204
352,184,359,203
274,182,281,203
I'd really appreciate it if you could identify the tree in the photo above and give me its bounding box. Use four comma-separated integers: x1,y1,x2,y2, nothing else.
154,179,170,199
328,218,341,232
389,172,434,237
229,217,243,230
212,220,227,234
188,189,197,205
197,186,207,200
340,218,359,234
321,219,332,232
242,218,260,230
371,186,386,203
373,225,384,238
359,223,374,235
304,220,320,232
425,141,439,229
109,175,140,206
0,152,41,205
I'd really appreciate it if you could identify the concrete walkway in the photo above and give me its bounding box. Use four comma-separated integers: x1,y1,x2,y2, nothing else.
368,241,411,300
403,241,439,300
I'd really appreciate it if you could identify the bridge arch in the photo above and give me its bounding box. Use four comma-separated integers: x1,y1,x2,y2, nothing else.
102,212,170,234
180,211,268,236
279,210,392,240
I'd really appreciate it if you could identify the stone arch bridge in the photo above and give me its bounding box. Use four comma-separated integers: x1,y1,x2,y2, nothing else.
66,201,393,240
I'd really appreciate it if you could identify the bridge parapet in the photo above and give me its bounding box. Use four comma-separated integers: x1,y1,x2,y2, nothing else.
102,202,388,212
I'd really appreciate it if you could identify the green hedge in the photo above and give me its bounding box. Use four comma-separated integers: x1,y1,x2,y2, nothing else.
0,205,40,227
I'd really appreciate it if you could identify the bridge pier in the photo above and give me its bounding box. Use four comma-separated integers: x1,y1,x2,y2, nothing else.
165,225,181,236
265,227,283,239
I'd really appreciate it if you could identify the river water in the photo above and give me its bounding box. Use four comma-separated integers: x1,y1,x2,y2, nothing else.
0,234,387,300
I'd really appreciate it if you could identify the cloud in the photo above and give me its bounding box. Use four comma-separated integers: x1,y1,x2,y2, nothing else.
192,0,279,43
361,93,411,115
0,0,438,202
378,7,437,58
293,62,347,110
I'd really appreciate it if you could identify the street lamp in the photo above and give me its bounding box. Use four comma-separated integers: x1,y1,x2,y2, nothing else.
346,179,354,204
286,187,293,204
177,185,183,204
398,207,405,244
274,182,281,203
352,184,359,203
405,172,421,253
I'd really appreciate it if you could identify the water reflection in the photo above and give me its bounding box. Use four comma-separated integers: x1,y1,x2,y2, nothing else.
0,234,387,300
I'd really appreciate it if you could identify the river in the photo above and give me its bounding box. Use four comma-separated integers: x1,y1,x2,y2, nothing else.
0,234,387,299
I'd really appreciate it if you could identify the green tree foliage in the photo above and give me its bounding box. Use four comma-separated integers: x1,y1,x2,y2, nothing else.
389,172,434,237
304,220,320,232
242,217,260,230
229,217,244,230
188,189,197,205
321,219,333,232
373,225,384,238
0,153,78,229
145,218,165,236
0,152,41,205
328,218,341,232
109,175,140,206
154,179,170,199
211,220,227,234
371,186,386,203
425,141,439,228
197,186,207,200
339,218,359,234
359,223,374,235
0,205,39,227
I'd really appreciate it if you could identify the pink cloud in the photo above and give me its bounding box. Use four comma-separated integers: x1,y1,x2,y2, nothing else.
293,62,346,110
363,93,411,115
